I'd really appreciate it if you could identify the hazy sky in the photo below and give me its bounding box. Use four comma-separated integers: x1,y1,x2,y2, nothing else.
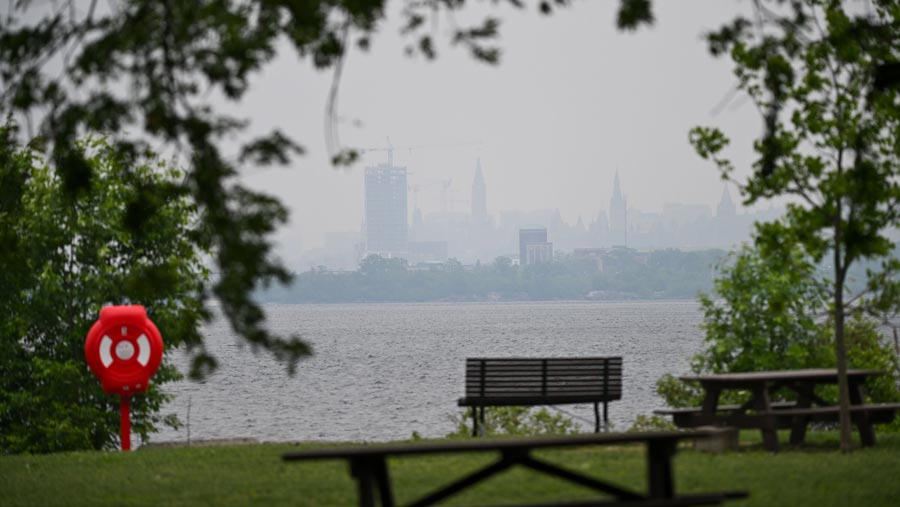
235,0,764,252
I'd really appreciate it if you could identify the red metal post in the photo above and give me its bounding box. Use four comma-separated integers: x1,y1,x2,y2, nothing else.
120,395,131,451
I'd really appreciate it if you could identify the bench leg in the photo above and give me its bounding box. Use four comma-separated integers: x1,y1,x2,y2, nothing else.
468,407,487,437
594,403,600,433
479,407,486,437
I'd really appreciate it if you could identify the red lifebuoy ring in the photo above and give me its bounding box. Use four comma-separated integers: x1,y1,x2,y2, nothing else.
85,305,163,395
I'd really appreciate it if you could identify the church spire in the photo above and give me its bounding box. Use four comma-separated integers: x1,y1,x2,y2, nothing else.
609,171,627,247
471,158,487,223
612,171,623,199
717,186,736,218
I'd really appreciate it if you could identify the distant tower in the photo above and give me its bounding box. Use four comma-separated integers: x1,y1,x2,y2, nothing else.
717,186,737,218
364,157,408,258
609,172,627,247
471,158,487,224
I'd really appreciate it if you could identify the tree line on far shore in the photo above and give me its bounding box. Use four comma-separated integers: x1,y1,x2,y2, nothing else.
259,249,726,303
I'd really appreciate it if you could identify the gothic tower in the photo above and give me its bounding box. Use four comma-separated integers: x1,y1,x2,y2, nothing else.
471,158,487,224
609,171,627,247
717,186,736,218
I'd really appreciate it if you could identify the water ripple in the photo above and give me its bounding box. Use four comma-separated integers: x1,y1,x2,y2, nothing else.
155,301,703,444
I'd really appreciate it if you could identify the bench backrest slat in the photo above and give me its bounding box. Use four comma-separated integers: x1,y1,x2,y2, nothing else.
464,357,623,403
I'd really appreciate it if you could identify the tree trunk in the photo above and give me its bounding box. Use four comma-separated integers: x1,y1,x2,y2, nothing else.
834,222,852,452
834,280,852,452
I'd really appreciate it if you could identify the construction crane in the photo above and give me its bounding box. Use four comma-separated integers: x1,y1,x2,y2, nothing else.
359,137,402,166
357,137,483,167
406,177,456,214
360,138,482,214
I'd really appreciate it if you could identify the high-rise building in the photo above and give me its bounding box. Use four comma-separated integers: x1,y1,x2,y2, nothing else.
471,158,487,224
364,163,408,258
519,228,548,265
609,172,627,247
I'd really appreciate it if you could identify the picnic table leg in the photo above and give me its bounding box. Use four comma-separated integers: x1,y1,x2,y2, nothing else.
789,382,814,446
849,380,876,447
406,452,518,507
751,385,779,452
350,458,378,507
647,439,676,499
373,457,396,507
701,385,721,414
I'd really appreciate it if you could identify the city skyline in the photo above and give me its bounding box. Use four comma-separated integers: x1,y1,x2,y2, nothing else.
237,1,768,257
292,150,763,253
298,158,781,272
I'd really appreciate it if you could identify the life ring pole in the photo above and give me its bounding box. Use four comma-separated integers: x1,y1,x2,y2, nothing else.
120,395,131,451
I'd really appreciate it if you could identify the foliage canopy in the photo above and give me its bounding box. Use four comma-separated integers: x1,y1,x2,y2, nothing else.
689,0,900,449
0,127,204,453
0,0,654,376
695,244,832,375
656,243,900,414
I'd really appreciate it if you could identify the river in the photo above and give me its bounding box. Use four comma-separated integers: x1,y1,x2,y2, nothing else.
154,300,705,444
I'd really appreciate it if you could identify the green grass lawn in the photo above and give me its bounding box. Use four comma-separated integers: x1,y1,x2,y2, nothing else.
2,431,899,507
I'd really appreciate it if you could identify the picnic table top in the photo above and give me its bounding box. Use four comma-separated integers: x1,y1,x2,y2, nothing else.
680,368,883,384
281,428,732,461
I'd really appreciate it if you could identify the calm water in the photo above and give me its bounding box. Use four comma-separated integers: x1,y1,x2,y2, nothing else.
154,301,704,444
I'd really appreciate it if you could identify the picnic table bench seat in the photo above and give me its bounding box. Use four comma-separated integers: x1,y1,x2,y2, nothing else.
656,402,900,429
655,370,900,450
282,429,748,507
654,401,797,416
459,357,622,434
654,401,797,427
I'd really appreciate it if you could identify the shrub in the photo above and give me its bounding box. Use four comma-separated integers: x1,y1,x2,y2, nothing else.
448,407,579,438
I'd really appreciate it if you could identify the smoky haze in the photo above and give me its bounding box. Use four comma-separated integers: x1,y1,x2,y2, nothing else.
235,0,765,267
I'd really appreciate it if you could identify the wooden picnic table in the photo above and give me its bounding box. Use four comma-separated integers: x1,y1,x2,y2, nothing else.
665,369,900,452
282,429,747,507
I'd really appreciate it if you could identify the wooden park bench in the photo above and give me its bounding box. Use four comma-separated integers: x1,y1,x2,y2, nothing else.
282,428,748,507
458,357,622,435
